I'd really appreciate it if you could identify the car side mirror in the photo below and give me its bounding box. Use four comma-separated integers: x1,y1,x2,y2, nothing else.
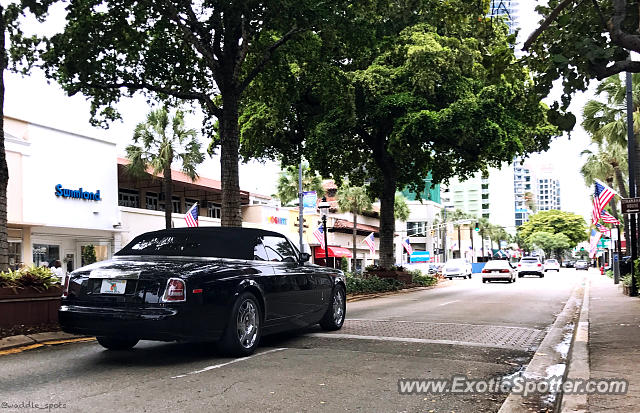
300,252,311,263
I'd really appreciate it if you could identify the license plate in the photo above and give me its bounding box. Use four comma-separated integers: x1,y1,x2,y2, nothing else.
100,279,127,295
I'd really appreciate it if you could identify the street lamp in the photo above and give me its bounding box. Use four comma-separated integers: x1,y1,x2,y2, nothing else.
318,196,331,267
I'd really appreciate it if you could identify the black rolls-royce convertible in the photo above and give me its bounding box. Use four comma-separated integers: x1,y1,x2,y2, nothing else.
59,227,346,356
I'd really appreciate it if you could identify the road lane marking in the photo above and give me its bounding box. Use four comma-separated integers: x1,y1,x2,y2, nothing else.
437,300,460,306
307,333,523,350
171,347,287,379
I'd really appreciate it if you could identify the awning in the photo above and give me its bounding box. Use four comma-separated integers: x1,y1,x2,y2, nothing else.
314,246,353,258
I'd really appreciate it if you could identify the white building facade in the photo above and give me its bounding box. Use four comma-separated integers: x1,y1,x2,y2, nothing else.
6,116,120,272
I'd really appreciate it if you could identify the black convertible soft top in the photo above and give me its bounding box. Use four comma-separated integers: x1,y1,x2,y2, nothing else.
115,227,294,260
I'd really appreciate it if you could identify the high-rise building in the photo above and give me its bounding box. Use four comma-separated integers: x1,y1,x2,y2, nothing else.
513,160,533,227
536,177,561,211
489,0,519,32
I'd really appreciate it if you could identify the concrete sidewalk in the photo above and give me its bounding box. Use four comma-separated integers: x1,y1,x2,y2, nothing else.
588,272,640,412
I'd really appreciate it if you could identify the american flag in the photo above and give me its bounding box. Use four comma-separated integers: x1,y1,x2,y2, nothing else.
601,210,621,225
595,223,611,238
184,202,199,227
363,232,375,255
313,224,325,250
592,180,616,225
402,238,413,255
589,229,601,258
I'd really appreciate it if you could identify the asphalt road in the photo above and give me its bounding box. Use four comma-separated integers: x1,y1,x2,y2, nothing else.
0,268,587,413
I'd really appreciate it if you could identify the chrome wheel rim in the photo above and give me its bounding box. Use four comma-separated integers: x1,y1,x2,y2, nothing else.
332,289,345,325
237,299,259,349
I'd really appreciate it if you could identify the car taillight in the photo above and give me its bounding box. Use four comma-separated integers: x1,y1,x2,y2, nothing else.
163,278,186,302
62,275,70,298
482,269,490,273
500,269,510,273
518,264,521,267
537,263,542,267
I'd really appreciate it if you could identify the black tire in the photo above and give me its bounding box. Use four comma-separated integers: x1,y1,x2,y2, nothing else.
96,336,138,351
512,277,516,282
482,279,487,283
518,274,523,278
219,291,262,357
320,284,346,331
540,274,544,278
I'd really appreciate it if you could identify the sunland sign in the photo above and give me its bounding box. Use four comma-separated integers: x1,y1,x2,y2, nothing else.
55,184,101,201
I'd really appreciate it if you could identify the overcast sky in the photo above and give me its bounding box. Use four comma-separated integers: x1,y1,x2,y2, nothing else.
4,1,594,218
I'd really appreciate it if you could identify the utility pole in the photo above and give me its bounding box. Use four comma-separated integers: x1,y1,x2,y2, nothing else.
626,71,637,296
298,161,304,254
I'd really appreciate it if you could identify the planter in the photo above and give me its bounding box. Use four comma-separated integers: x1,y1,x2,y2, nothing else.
364,269,413,283
622,284,631,296
0,286,62,328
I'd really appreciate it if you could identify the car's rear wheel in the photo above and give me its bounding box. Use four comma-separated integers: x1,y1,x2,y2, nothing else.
96,336,138,350
320,285,346,331
219,291,262,357
540,274,544,278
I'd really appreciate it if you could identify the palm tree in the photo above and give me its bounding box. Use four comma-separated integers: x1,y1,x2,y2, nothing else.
477,217,492,259
336,185,372,271
394,194,410,222
582,74,640,194
275,164,325,206
580,142,629,252
126,107,204,229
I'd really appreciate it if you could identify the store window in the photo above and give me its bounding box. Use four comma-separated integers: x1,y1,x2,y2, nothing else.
80,244,109,267
185,198,199,212
146,192,159,210
33,244,60,267
159,194,182,213
118,188,140,208
207,202,221,219
407,222,426,237
8,242,21,270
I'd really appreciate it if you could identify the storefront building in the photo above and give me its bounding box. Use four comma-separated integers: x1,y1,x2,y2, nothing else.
6,116,120,272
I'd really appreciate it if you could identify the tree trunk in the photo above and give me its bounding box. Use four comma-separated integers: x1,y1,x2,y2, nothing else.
379,173,396,268
163,165,173,229
613,167,631,254
0,8,8,271
352,211,357,272
220,92,242,227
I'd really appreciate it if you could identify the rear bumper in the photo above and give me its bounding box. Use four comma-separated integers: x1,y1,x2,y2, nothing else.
518,270,543,276
58,305,223,341
482,273,512,280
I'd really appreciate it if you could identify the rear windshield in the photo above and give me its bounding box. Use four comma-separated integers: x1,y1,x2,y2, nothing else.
546,259,558,263
484,260,510,269
116,232,254,259
521,258,539,262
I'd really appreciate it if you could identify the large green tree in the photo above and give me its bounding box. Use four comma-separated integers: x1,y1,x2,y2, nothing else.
243,2,558,268
37,0,352,227
126,107,203,229
528,231,571,259
518,210,588,248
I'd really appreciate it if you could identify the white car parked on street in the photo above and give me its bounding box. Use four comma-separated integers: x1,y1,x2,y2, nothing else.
442,258,473,279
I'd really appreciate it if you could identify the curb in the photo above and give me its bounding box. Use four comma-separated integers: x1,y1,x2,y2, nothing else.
498,276,585,413
0,331,93,352
560,275,591,412
346,280,451,302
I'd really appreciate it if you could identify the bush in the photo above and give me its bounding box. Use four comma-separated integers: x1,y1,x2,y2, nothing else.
346,274,404,294
0,265,60,291
605,269,613,279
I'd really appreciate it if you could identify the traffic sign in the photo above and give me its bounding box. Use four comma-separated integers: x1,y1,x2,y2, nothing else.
621,197,640,214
